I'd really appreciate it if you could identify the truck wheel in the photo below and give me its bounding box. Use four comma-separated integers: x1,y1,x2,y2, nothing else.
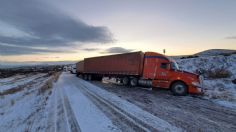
123,77,130,86
84,75,88,80
171,82,187,96
130,78,138,87
79,75,83,78
88,75,92,81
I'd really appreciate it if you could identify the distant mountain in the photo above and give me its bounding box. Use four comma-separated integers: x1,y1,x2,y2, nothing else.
0,61,77,69
194,49,236,57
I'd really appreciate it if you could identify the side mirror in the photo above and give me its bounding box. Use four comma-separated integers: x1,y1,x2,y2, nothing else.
167,63,171,70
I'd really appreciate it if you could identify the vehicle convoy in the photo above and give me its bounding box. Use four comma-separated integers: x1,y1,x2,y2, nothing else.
76,51,203,95
70,64,77,74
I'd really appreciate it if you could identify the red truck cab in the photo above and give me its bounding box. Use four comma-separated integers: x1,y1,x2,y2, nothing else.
143,52,203,95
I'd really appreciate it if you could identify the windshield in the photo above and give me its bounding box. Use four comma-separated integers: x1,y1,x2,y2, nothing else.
171,61,179,70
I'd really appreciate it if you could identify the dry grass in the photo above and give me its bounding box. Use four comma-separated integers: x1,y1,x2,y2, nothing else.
0,72,62,96
38,72,61,94
11,100,15,106
0,86,24,96
206,69,231,79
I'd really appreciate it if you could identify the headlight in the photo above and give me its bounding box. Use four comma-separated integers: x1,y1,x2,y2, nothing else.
192,82,202,88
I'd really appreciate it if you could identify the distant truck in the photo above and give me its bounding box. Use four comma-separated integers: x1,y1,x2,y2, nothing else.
76,51,203,95
63,66,68,72
70,64,77,74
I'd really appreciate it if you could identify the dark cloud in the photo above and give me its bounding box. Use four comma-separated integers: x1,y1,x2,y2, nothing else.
0,0,113,55
0,44,74,56
101,47,134,54
225,36,236,39
82,48,100,51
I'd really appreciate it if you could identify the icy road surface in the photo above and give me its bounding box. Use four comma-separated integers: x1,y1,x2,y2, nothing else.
57,73,182,132
1,72,235,132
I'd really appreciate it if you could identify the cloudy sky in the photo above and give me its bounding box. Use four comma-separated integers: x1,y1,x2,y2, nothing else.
0,0,236,62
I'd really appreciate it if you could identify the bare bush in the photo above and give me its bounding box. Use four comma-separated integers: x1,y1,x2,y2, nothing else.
11,100,15,106
38,72,61,94
205,69,231,79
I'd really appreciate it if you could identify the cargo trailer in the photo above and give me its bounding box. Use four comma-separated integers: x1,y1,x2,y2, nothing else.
84,51,144,76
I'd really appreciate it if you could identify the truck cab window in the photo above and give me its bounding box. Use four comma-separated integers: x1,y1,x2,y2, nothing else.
160,63,168,69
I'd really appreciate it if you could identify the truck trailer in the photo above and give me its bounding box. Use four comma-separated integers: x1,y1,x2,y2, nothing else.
76,51,203,95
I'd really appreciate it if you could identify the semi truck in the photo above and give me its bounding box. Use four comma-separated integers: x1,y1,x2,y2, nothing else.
76,51,203,95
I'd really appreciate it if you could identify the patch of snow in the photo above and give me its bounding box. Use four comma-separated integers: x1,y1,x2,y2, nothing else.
0,74,26,83
215,100,236,110
78,76,182,132
195,49,236,57
0,73,47,92
0,73,52,132
175,54,236,108
57,75,120,132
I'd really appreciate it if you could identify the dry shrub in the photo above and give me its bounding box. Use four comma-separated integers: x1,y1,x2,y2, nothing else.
53,72,61,82
205,69,231,79
38,72,61,94
11,100,15,106
0,95,5,99
0,86,24,96
38,79,53,94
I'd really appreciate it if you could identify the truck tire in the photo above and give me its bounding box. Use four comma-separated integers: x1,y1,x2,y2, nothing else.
88,75,92,81
84,75,88,80
130,78,138,87
123,77,130,86
171,82,187,96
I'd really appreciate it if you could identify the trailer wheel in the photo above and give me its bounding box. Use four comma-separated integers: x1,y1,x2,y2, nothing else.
122,77,130,86
79,74,83,78
84,75,88,80
88,75,92,81
171,82,187,96
130,78,138,87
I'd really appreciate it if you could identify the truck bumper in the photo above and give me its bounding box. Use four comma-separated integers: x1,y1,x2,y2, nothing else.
188,85,204,95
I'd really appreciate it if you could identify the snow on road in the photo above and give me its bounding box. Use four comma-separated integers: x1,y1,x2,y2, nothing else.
1,71,235,131
3,72,180,132
59,80,119,132
59,72,182,132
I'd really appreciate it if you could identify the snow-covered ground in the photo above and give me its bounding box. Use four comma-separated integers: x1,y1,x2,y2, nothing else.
195,49,236,56
59,72,181,131
176,54,236,109
0,73,47,92
0,72,181,131
1,72,236,131
0,73,54,131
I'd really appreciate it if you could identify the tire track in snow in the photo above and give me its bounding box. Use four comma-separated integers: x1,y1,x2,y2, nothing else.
54,84,68,132
45,88,56,132
60,87,81,132
76,79,181,132
51,83,81,132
